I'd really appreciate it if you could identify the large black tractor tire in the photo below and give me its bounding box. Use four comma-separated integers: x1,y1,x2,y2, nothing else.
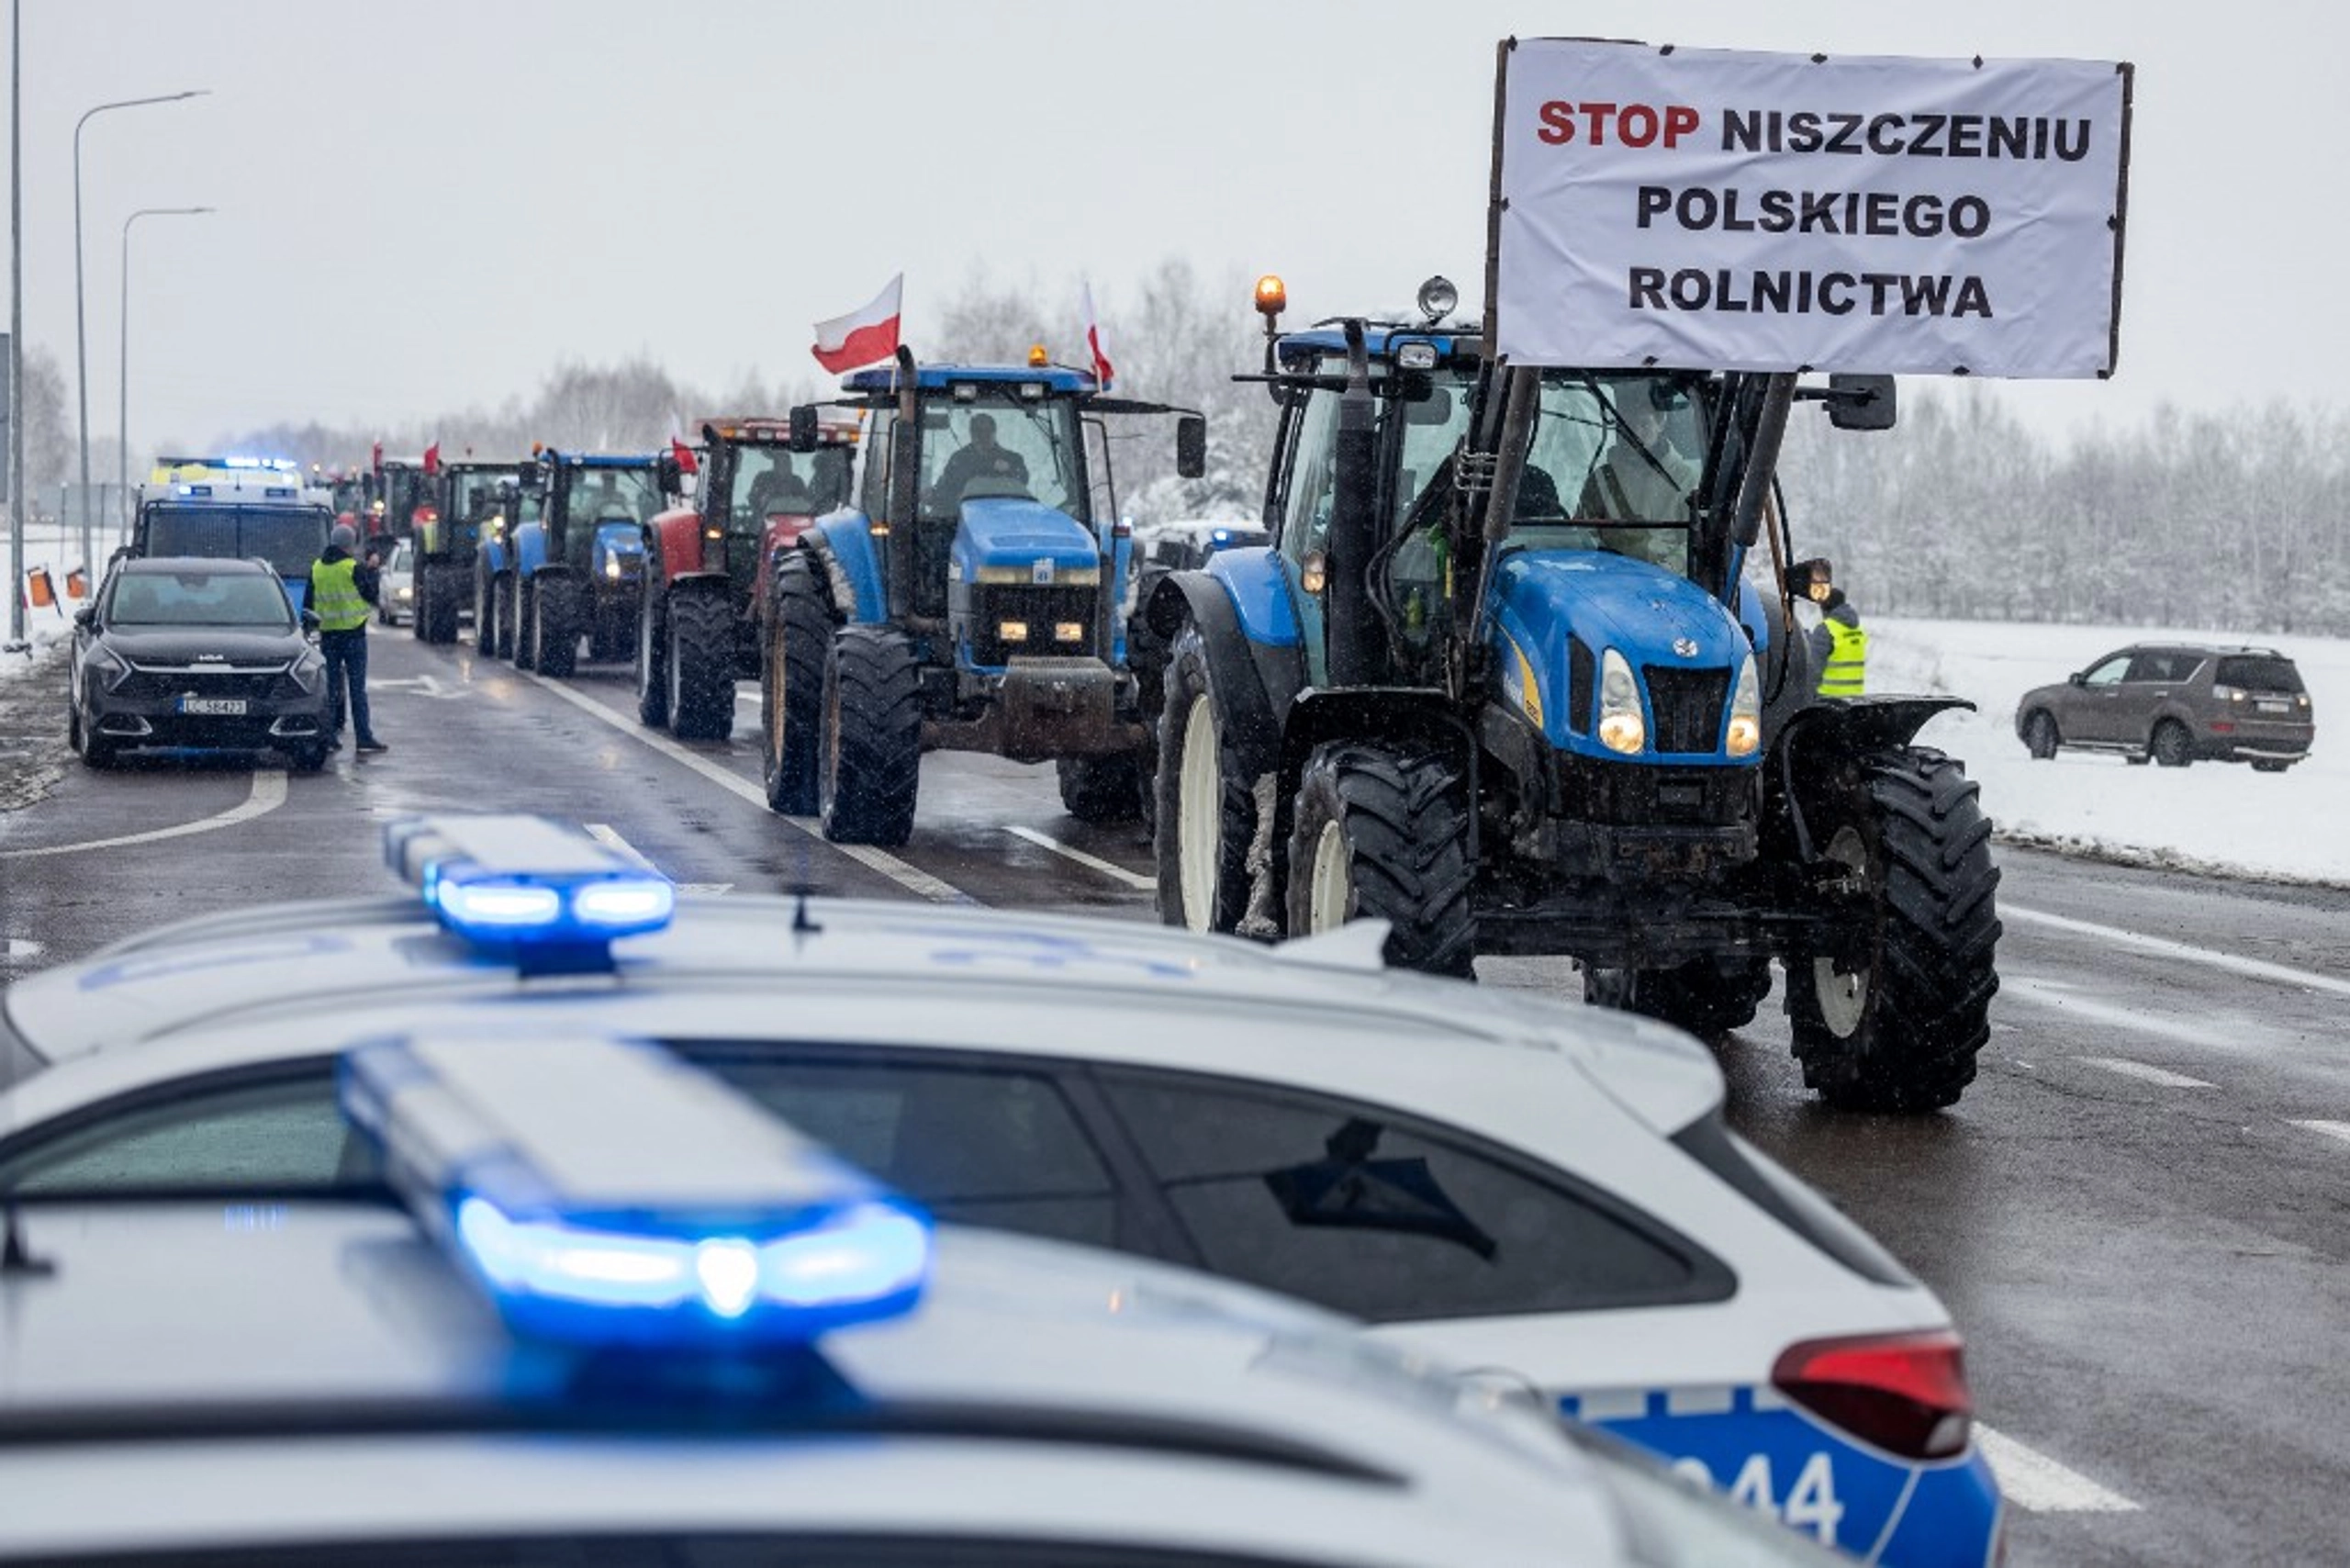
1283,742,1474,977
760,554,830,814
666,588,735,742
819,625,922,846
423,562,464,644
512,577,540,672
1057,753,1145,825
1785,746,2001,1113
1153,624,1258,935
531,577,581,679
589,594,633,664
636,589,671,729
1584,958,1774,1037
474,569,503,656
2152,720,2193,768
2022,711,2059,760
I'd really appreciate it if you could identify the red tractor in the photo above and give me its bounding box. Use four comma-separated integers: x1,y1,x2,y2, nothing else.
636,419,856,741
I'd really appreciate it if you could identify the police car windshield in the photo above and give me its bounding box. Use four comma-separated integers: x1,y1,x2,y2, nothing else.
918,392,1087,521
143,505,330,578
108,569,293,629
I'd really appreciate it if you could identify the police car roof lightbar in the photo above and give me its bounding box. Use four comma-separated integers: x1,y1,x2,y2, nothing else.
340,1035,933,1347
385,814,676,970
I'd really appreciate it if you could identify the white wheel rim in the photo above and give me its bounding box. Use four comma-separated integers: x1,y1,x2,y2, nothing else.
1813,825,1871,1037
1177,693,1221,931
1307,820,1352,932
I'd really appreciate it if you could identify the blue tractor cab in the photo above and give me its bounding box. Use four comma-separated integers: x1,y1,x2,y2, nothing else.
1147,276,1998,1114
764,353,1205,840
408,459,524,645
495,451,664,679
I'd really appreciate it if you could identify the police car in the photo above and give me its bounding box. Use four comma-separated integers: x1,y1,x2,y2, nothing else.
0,997,1841,1562
0,817,2000,1566
129,455,337,612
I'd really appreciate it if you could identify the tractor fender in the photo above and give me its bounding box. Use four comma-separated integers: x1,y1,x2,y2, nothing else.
643,505,709,591
1770,695,1975,861
809,513,887,623
1147,571,1297,780
793,534,861,627
511,521,551,580
1276,689,1482,866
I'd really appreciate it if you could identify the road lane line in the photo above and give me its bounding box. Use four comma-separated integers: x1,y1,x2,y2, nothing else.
2080,1057,2216,1090
1004,824,1155,891
2005,903,2350,1001
1975,1424,2140,1513
2000,975,2232,1049
522,674,975,905
583,823,657,869
0,769,288,860
2288,1120,2350,1147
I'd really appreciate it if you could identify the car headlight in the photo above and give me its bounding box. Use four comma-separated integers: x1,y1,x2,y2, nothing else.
397,585,414,601
1726,653,1761,757
92,644,134,692
1597,648,1645,755
287,649,326,693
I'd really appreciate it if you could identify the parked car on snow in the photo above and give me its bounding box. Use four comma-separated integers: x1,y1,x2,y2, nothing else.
2016,643,2312,770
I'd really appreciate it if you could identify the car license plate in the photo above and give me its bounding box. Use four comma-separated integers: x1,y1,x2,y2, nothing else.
2256,699,2289,713
179,697,248,716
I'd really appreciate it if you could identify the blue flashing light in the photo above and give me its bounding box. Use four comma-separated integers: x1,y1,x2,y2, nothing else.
339,1036,934,1347
1211,528,1232,546
386,814,676,956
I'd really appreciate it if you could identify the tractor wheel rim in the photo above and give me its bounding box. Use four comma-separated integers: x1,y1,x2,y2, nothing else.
1813,824,1871,1037
1178,693,1220,931
1307,820,1351,932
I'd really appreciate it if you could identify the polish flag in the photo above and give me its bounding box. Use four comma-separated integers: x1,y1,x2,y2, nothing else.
811,274,903,375
422,441,442,476
1081,280,1114,390
666,412,699,476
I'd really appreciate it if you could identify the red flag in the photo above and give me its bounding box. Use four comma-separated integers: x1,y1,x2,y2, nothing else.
670,435,699,476
1081,280,1114,390
811,274,903,375
371,439,383,474
422,442,442,476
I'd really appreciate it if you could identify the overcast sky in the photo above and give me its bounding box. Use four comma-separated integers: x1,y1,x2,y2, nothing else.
6,0,2326,453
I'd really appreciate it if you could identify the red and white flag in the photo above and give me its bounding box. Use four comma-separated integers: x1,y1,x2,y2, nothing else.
666,412,699,476
811,274,903,375
422,441,442,476
1081,280,1114,389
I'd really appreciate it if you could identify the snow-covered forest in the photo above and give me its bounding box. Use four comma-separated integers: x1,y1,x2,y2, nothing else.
208,261,2350,639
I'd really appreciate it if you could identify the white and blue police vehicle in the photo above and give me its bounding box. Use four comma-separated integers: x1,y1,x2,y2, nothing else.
0,942,1843,1564
0,815,2001,1566
129,455,338,613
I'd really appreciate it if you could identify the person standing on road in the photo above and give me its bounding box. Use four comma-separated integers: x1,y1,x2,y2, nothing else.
1799,557,1866,698
311,521,388,754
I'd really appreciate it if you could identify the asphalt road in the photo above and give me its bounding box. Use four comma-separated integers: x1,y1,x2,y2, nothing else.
4,625,2346,1566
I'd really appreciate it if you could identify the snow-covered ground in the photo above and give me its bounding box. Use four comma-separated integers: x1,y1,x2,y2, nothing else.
1877,617,2344,886
6,521,2344,886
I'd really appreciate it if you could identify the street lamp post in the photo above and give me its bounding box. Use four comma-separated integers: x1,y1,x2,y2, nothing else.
119,207,213,546
75,89,207,574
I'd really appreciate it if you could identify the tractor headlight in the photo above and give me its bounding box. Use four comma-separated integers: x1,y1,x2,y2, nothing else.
1597,648,1645,755
1726,653,1762,757
603,559,622,580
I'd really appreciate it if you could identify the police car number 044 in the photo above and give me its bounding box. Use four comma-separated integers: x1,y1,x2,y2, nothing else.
1672,1454,1844,1546
179,697,247,715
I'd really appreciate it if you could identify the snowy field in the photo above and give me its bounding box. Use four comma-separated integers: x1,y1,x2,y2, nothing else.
7,517,2344,886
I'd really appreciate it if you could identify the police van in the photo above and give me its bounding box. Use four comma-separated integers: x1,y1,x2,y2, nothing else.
128,455,337,612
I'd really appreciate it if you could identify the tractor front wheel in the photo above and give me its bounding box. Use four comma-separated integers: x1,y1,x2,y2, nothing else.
760,554,830,814
635,589,671,729
1283,741,1474,978
532,577,581,679
1785,746,2000,1112
819,625,921,846
512,577,540,672
418,562,462,644
1154,624,1257,935
666,588,734,741
1057,753,1145,825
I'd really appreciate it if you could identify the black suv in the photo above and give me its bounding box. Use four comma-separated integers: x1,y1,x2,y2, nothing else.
2015,643,2313,771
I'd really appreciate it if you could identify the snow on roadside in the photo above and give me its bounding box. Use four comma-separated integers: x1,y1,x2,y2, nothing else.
3,522,86,679
1875,616,2348,889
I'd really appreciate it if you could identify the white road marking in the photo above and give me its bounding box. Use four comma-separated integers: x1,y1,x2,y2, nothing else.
2001,975,2229,1049
523,675,975,905
2288,1120,2350,1147
0,937,45,963
733,689,759,708
677,883,733,895
1975,1424,2140,1513
2081,1057,2216,1090
0,769,288,860
374,673,465,700
2005,903,2350,1001
583,823,656,868
1004,824,1155,890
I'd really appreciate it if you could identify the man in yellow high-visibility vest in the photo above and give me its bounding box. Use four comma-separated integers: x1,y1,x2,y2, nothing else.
310,521,388,753
1801,558,1866,699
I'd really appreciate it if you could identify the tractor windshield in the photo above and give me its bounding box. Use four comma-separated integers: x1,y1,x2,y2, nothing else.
731,445,851,534
561,467,662,528
917,391,1087,522
449,470,511,522
1514,373,1706,576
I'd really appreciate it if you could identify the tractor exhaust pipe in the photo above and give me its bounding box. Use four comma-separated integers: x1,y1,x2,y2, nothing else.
1326,320,1382,689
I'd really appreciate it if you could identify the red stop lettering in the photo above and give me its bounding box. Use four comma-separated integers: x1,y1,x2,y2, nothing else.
1535,100,1700,148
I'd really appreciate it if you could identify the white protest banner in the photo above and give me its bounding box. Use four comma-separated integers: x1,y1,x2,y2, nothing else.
1492,39,2132,378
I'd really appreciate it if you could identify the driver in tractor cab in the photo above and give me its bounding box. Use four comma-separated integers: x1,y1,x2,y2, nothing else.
748,457,814,519
926,412,1029,513
582,471,638,523
1577,382,1697,574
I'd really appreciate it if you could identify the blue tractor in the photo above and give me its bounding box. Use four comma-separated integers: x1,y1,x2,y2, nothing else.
766,353,1205,839
1147,277,1999,1112
488,451,660,679
409,459,522,645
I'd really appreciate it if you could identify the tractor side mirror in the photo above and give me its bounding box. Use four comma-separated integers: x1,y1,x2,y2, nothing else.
1826,373,1897,431
516,459,543,493
655,452,682,496
1175,414,1208,480
789,405,821,454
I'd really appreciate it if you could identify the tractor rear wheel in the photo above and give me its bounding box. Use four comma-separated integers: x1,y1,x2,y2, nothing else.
419,563,461,644
512,577,540,672
1057,753,1144,824
1785,746,2000,1112
666,588,734,741
532,577,580,678
1584,958,1774,1036
475,569,502,657
1154,625,1256,935
635,588,670,728
819,625,921,846
760,554,830,814
1283,742,1474,978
